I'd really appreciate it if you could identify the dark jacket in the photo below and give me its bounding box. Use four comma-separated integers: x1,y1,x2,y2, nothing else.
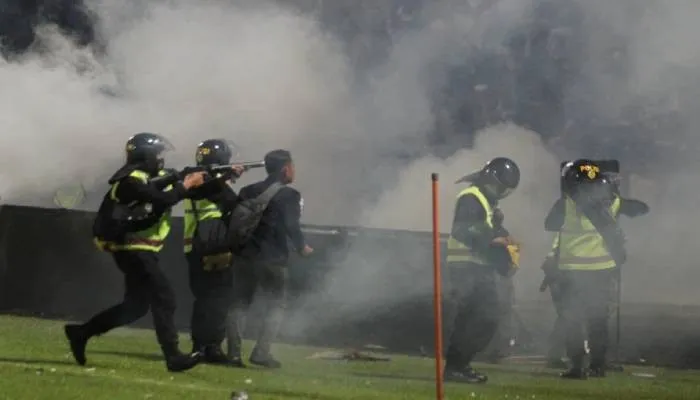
451,185,511,269
238,177,306,264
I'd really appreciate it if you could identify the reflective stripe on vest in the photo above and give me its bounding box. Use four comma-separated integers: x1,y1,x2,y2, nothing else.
446,186,494,265
95,169,173,253
558,196,621,271
183,198,223,253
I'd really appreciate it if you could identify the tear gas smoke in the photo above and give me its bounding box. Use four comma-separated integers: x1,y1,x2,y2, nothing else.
2,0,700,337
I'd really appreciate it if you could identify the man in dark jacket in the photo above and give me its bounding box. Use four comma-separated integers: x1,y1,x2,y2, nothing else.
228,149,313,368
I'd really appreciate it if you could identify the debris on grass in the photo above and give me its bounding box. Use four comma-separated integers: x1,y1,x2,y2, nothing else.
632,372,657,379
306,349,391,362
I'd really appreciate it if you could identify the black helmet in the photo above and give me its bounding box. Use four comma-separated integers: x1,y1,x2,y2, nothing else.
195,139,238,166
562,159,604,197
456,157,520,199
125,132,174,173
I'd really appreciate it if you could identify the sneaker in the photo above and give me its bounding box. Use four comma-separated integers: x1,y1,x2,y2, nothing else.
203,346,246,368
249,349,281,369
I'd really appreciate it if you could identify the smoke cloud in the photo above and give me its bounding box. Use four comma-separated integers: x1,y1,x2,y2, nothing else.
3,0,700,333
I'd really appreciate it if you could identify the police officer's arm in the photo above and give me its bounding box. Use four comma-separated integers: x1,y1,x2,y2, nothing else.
115,177,188,208
544,197,565,231
618,197,649,217
282,189,307,253
451,194,496,251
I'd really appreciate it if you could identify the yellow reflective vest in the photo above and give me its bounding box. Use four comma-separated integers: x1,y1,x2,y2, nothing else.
94,169,173,253
446,186,494,265
558,195,621,271
183,198,223,253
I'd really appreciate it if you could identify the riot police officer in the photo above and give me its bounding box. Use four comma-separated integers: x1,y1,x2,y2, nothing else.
443,157,521,384
64,132,206,372
544,159,648,379
184,139,246,367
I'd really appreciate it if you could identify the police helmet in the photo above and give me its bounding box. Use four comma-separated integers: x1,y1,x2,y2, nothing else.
456,157,520,199
195,139,238,166
125,132,174,172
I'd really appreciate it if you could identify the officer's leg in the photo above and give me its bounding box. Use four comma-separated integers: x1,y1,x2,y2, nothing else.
249,263,288,368
139,252,201,372
560,271,588,378
547,282,568,367
64,251,151,365
199,266,237,365
227,260,257,361
482,275,511,362
444,267,491,384
443,269,473,372
188,254,208,352
587,270,615,376
463,270,501,359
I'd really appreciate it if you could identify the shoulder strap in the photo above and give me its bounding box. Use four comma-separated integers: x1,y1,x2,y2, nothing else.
568,194,626,266
254,182,284,206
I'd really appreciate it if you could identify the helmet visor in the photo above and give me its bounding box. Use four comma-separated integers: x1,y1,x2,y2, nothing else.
150,135,175,155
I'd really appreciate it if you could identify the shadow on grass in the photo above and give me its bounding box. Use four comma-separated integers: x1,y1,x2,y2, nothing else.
0,356,77,367
350,367,558,384
90,350,163,362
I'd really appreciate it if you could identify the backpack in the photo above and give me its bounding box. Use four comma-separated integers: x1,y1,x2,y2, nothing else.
225,181,284,249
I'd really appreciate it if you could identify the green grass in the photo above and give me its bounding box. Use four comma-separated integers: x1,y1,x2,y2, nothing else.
0,315,698,400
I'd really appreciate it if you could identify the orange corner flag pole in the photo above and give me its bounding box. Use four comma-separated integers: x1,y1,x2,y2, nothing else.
431,173,444,400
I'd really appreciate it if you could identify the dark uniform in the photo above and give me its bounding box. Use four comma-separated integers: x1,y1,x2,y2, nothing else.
443,157,521,384
227,149,311,369
540,236,568,368
64,133,203,372
183,139,243,366
544,161,648,379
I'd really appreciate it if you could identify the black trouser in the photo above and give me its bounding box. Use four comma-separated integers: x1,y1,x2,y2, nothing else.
559,269,615,369
187,252,234,351
484,274,515,358
227,260,288,358
547,280,567,361
81,251,179,355
443,263,501,370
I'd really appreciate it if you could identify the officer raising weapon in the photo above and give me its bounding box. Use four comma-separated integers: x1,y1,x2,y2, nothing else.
64,132,207,372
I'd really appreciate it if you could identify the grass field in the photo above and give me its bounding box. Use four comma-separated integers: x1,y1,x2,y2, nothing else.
0,315,699,400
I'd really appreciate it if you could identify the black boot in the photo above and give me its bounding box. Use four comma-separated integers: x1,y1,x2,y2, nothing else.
249,347,281,369
560,367,587,379
444,366,488,384
588,362,607,378
162,344,202,372
64,324,89,366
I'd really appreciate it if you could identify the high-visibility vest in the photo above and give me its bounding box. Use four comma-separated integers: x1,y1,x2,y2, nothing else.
95,169,173,253
446,186,494,265
183,198,223,253
558,195,621,271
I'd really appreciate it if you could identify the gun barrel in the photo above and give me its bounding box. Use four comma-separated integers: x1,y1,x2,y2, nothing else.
240,160,265,169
